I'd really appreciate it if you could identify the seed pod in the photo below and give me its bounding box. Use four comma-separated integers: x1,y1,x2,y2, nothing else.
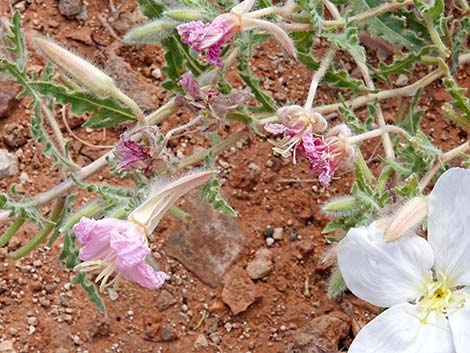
34,37,117,96
384,196,428,242
164,8,203,21
124,19,178,44
322,196,359,216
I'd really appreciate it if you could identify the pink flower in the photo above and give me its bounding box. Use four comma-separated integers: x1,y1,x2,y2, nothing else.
115,128,160,177
177,14,241,66
73,217,169,290
178,71,252,120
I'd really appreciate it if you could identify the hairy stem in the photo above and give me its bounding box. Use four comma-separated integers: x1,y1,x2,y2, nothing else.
424,15,450,58
346,126,409,145
0,217,25,247
304,48,336,113
419,141,470,191
111,88,146,125
10,198,66,259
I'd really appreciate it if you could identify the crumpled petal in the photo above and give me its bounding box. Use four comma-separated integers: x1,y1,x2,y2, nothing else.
178,71,204,101
349,302,455,353
120,261,169,289
110,225,150,270
449,289,470,353
338,222,433,307
428,167,470,286
264,123,287,135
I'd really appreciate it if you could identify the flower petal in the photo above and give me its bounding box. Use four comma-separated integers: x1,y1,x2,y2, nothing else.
120,261,169,289
449,292,470,353
428,167,470,286
349,303,454,353
337,222,433,307
110,224,149,270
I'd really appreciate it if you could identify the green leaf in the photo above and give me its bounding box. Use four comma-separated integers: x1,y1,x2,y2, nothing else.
392,174,420,198
327,269,347,298
451,17,470,72
237,55,277,113
2,12,27,69
200,178,238,216
350,0,425,49
413,0,444,21
323,24,366,63
71,272,107,314
137,0,165,19
294,0,323,36
398,88,424,136
442,76,470,126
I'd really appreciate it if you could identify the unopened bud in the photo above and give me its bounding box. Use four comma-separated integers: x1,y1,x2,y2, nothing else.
34,37,116,96
384,196,428,242
322,196,358,216
164,8,203,21
124,19,177,44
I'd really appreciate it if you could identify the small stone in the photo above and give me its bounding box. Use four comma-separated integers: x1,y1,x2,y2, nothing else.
59,0,83,18
3,123,29,148
290,228,297,241
151,68,162,79
272,227,283,240
193,334,209,350
39,298,51,308
32,260,42,267
0,149,18,179
246,249,273,280
266,237,275,246
107,288,119,301
395,74,409,87
247,162,261,174
71,335,80,346
28,325,36,335
221,266,258,315
27,317,38,326
262,227,274,238
55,348,69,353
0,340,14,352
209,332,222,345
156,290,177,311
160,326,178,341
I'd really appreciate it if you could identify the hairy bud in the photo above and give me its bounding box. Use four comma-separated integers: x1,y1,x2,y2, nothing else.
384,196,428,242
124,19,178,44
164,8,203,21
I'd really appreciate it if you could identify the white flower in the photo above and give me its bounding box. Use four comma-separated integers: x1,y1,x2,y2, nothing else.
338,167,470,353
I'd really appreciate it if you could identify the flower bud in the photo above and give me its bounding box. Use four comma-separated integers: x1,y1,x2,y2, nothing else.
384,196,428,242
322,196,358,216
34,37,116,96
164,8,203,21
124,19,178,44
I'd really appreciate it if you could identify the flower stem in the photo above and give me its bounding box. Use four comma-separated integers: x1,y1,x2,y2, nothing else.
111,88,146,125
168,206,192,223
0,217,25,247
424,15,451,58
345,126,409,145
10,198,66,260
419,141,470,191
304,48,336,113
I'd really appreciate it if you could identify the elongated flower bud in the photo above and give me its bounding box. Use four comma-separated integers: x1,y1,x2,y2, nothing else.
164,8,203,21
124,19,178,44
128,170,215,235
384,196,428,242
34,37,116,96
322,196,358,216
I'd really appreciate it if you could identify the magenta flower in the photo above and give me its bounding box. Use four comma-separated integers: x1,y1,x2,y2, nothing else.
115,128,160,177
177,71,252,120
73,217,169,290
177,13,241,66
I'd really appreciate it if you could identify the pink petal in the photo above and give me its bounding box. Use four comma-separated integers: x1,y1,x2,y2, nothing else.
110,225,150,270
121,261,170,289
178,71,204,100
264,123,287,135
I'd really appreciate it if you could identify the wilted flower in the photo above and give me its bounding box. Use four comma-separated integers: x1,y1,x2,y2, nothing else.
338,167,470,353
74,170,215,290
115,127,160,177
74,217,169,290
177,0,296,66
177,71,252,120
177,13,240,66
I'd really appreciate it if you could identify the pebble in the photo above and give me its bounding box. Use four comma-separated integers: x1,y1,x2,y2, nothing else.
193,334,209,350
262,227,274,238
290,228,297,241
266,237,275,246
209,332,222,345
221,267,258,315
39,298,51,308
27,317,38,326
58,0,84,18
2,123,28,148
0,340,14,352
272,227,283,240
156,290,177,311
395,74,409,87
107,288,119,302
0,149,18,179
246,248,273,280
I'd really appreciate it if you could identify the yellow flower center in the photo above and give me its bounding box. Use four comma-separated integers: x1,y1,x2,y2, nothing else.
417,274,466,322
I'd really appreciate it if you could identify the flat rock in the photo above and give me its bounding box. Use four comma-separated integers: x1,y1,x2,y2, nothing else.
165,193,244,287
221,266,257,315
143,324,178,342
0,340,15,352
58,0,83,18
0,78,21,118
0,149,18,179
246,248,273,280
2,123,29,148
156,289,177,311
286,311,351,352
193,334,209,350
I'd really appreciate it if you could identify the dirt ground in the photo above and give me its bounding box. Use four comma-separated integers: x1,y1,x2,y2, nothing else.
1,1,470,353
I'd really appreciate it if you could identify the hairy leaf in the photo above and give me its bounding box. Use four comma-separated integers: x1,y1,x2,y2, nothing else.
137,0,165,19
71,272,107,314
442,76,470,126
200,178,238,216
323,24,366,63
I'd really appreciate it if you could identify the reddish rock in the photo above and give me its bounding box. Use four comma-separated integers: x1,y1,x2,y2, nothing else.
0,79,21,118
221,266,257,315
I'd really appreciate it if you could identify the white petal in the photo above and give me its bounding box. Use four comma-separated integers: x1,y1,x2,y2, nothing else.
428,167,470,286
449,291,470,353
338,222,433,307
231,0,256,14
350,303,455,353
